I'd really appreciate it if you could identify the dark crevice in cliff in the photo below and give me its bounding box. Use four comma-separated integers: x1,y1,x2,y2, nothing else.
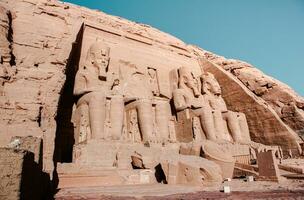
7,11,16,67
54,24,84,163
37,106,42,127
20,151,52,200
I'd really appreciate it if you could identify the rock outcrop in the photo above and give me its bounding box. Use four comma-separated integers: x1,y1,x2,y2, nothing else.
0,137,50,200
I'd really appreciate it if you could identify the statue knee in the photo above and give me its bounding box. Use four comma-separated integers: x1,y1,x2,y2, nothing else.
213,109,222,118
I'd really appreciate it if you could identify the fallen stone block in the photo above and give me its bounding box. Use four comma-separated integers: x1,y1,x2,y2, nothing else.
161,154,223,186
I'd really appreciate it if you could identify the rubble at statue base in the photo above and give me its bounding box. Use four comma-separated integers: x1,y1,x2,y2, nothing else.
0,0,304,199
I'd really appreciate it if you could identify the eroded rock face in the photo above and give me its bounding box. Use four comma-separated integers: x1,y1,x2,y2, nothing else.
0,148,26,200
0,147,50,200
0,0,303,187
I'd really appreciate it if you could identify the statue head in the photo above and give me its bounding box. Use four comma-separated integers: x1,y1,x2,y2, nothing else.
178,66,200,97
201,72,221,95
85,41,110,80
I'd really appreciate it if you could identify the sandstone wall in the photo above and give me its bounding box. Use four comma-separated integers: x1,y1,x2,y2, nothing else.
0,147,49,200
0,148,24,200
0,0,78,172
10,136,43,165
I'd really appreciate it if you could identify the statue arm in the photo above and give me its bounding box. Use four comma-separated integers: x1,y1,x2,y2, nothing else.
173,90,188,111
202,95,210,107
74,72,89,96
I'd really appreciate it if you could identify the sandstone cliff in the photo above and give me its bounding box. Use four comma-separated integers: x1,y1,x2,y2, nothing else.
0,0,303,174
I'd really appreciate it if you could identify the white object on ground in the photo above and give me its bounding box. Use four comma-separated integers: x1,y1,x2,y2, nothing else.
140,170,151,184
246,176,254,182
223,186,231,193
7,139,21,149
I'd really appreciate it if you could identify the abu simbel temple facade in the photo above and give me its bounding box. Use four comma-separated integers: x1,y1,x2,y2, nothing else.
0,0,304,199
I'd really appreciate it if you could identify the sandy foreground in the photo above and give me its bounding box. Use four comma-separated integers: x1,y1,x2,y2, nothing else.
55,179,304,200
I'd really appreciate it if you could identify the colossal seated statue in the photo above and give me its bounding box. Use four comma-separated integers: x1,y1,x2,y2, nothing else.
73,42,124,142
172,66,218,141
201,72,251,143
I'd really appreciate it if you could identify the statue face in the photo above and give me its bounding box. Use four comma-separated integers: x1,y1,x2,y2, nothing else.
179,67,200,97
183,74,195,90
206,77,221,95
88,43,110,80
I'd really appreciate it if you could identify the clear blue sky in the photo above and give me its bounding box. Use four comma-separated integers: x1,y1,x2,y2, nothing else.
64,0,304,96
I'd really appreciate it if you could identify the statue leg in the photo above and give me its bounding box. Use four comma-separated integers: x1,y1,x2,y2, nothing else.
155,101,170,143
223,111,243,142
196,107,217,141
78,103,89,143
238,113,251,143
212,110,227,140
109,96,124,140
88,92,106,140
136,99,154,143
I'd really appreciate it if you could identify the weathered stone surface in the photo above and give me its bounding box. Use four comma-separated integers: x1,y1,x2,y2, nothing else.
256,149,280,182
179,141,236,179
161,154,223,186
0,147,50,200
0,148,25,200
9,135,42,164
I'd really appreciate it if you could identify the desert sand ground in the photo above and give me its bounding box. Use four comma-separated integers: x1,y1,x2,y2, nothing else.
55,179,304,200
